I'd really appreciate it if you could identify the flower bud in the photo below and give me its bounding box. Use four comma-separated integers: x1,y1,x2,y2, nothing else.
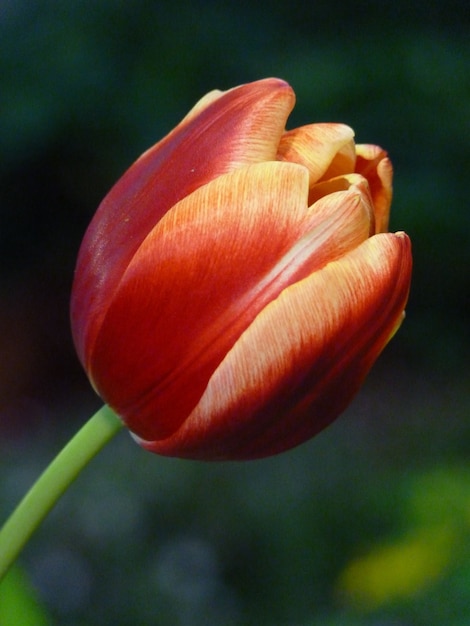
71,78,412,460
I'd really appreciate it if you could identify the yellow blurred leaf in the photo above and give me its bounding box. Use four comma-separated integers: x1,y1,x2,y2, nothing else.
336,526,456,611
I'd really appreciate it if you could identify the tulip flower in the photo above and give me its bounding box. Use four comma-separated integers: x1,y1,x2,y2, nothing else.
70,78,412,461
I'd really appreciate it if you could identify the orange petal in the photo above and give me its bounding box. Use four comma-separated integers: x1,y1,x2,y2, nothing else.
277,123,356,185
355,144,393,233
89,162,373,441
142,232,411,460
71,78,295,368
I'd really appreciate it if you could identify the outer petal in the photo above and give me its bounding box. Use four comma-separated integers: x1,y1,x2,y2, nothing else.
71,78,295,367
355,144,393,233
89,162,373,441
277,123,356,186
140,232,412,460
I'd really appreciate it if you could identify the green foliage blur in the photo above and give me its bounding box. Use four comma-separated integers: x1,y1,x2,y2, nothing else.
0,1,469,625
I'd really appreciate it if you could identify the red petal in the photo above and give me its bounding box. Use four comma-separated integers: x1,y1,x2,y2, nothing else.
89,162,373,441
141,232,412,460
71,78,295,368
277,123,356,185
355,144,393,233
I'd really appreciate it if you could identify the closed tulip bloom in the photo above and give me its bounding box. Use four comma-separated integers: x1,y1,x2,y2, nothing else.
71,78,412,461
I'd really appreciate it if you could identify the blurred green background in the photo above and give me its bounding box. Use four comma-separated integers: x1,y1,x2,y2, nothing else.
0,1,469,624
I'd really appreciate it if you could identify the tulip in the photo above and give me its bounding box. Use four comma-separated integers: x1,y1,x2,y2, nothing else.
71,78,411,461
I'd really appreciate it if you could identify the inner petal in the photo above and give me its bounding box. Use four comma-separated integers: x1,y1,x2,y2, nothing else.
355,144,393,233
309,174,375,235
277,123,356,185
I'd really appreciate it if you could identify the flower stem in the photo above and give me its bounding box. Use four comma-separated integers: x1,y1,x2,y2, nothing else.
0,405,124,582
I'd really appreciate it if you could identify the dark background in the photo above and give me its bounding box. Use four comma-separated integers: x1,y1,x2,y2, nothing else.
1,1,469,624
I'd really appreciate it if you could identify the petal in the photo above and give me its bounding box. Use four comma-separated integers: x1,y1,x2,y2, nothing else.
142,232,412,460
355,144,393,233
277,123,356,186
71,78,295,367
308,173,375,234
90,161,373,441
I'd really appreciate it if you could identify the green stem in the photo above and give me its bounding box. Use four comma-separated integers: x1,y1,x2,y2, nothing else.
0,405,124,582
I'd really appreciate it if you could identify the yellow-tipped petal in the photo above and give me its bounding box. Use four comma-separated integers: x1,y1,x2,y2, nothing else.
355,144,393,233
89,162,311,439
277,123,356,185
142,232,411,460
